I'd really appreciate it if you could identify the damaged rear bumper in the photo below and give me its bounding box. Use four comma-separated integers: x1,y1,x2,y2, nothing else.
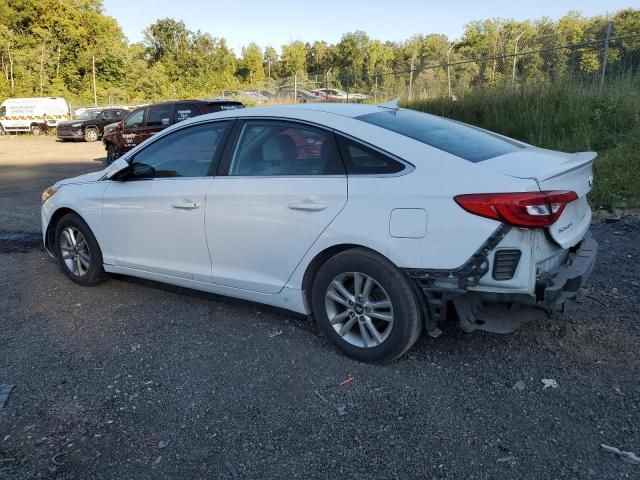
405,227,597,334
537,230,598,309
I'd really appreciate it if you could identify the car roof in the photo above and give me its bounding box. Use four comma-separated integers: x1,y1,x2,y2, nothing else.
223,102,384,119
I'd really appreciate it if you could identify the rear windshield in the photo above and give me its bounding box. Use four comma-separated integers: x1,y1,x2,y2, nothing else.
357,109,521,162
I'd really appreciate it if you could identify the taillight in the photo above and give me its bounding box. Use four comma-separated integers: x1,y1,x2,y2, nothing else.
454,191,578,228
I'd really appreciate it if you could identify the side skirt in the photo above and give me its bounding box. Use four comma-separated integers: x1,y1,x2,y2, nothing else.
103,264,307,315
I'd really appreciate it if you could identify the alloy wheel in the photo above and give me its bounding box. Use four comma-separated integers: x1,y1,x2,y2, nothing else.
59,226,91,277
324,272,394,348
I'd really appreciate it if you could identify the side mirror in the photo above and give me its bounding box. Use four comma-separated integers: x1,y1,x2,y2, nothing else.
116,122,123,131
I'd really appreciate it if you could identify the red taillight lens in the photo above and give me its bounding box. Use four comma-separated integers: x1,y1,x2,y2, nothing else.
454,191,578,228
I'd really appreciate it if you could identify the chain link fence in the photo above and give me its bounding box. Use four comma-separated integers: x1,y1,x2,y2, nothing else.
227,23,639,105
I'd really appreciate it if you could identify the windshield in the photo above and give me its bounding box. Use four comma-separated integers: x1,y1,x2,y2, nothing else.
357,109,522,162
74,110,100,120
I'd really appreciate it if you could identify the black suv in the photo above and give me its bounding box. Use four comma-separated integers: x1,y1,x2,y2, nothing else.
57,108,129,142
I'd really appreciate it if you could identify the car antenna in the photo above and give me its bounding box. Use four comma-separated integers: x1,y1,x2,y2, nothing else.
377,98,400,110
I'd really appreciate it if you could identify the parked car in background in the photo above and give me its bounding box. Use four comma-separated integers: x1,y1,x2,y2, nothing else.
311,88,349,101
311,89,370,102
0,97,70,135
102,99,244,163
57,107,129,142
42,101,597,362
277,88,322,103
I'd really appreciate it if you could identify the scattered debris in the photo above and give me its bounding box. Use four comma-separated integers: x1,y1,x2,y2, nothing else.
339,374,354,386
158,440,169,449
313,390,329,404
497,455,516,463
0,458,15,463
337,406,347,416
154,456,162,465
225,460,239,478
600,444,640,465
267,330,283,338
611,288,619,296
130,344,141,352
52,452,67,466
0,384,15,410
584,294,609,308
511,380,526,391
541,379,559,390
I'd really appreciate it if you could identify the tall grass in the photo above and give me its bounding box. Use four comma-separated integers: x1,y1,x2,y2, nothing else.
403,75,640,209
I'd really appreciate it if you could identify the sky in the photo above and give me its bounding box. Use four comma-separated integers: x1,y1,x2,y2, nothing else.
103,0,639,53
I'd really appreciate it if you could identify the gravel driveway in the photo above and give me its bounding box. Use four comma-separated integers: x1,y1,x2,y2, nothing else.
0,138,638,479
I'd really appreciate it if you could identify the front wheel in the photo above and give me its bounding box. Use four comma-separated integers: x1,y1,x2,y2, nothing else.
30,124,42,136
85,128,99,142
54,213,107,286
105,143,120,164
311,248,422,362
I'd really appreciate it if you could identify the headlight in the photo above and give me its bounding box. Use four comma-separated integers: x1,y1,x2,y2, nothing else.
41,186,60,204
71,123,82,128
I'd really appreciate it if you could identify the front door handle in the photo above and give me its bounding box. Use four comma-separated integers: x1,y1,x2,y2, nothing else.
288,200,329,211
172,201,201,210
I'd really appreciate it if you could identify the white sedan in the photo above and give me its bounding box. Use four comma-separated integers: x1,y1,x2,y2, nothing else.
41,101,597,362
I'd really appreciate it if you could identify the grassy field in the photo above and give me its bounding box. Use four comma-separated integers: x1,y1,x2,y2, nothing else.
403,75,640,210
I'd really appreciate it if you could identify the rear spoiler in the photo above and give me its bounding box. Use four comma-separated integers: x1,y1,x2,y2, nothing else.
538,151,597,182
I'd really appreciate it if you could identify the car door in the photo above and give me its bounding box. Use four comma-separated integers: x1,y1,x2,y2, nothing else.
138,103,174,143
120,108,146,152
205,119,348,294
102,120,233,282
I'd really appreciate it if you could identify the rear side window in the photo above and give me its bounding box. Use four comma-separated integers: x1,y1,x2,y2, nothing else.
146,105,173,127
357,109,521,162
336,136,405,175
0,106,6,117
208,102,243,112
173,103,201,123
228,121,344,176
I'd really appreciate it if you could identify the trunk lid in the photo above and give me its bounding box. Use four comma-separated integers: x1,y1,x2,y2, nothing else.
482,148,596,248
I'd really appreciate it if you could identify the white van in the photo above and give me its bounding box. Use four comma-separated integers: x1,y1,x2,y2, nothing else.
0,97,70,135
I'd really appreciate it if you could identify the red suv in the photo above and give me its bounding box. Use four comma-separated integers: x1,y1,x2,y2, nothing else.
102,99,244,163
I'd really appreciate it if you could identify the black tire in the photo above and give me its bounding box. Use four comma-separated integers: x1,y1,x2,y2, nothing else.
85,128,99,142
0,125,5,136
54,212,107,286
30,124,42,136
105,143,120,164
311,248,422,362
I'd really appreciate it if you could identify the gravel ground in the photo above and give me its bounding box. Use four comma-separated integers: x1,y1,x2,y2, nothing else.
0,138,639,479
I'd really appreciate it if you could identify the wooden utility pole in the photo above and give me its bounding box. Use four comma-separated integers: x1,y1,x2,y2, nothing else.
600,20,612,90
408,55,415,100
92,55,97,106
512,32,524,85
446,43,455,98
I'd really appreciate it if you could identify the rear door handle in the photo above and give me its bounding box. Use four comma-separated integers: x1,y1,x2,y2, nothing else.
288,200,329,211
172,201,201,210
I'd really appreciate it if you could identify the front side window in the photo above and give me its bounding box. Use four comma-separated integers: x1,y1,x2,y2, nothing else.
357,109,521,162
146,105,173,127
131,121,230,178
124,109,144,129
228,121,344,176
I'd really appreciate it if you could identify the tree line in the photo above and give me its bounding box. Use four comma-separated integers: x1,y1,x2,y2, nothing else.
0,0,638,106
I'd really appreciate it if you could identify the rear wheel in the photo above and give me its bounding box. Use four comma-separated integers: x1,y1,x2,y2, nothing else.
54,213,107,286
30,124,42,136
311,248,422,362
0,125,5,135
106,143,120,164
85,128,99,142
